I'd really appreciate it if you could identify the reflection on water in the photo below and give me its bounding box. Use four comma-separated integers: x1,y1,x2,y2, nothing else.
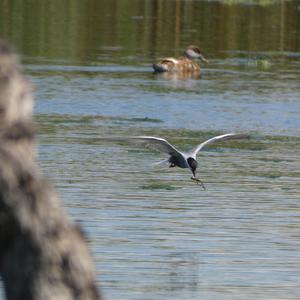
154,71,201,81
1,0,300,300
1,0,300,63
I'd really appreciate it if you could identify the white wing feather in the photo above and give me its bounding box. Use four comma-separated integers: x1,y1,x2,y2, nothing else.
189,133,249,157
98,136,182,156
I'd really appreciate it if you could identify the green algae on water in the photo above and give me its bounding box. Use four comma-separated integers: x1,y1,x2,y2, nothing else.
141,182,178,190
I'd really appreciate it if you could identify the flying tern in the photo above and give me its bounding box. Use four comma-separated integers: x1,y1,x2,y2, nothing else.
103,133,248,189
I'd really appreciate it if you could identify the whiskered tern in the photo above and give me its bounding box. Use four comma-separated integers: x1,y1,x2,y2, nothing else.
102,133,248,189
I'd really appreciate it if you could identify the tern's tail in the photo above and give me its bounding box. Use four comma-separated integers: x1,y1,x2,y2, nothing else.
151,158,169,168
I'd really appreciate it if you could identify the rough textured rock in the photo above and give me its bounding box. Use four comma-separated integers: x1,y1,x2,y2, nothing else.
0,40,101,300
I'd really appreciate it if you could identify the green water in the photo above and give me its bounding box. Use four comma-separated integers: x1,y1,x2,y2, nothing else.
1,1,300,299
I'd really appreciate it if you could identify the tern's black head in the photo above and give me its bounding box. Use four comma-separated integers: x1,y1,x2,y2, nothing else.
187,157,198,176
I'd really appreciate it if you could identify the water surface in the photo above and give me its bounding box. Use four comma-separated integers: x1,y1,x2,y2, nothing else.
1,1,300,299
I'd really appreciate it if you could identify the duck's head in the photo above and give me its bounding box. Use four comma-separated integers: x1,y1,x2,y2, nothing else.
184,45,208,64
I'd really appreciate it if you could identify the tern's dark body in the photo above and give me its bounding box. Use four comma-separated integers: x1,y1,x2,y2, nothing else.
169,155,187,168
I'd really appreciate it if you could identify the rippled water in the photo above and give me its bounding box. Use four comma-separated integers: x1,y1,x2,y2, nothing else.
30,57,300,300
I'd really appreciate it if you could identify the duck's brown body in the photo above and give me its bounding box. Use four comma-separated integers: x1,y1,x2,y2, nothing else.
153,45,208,73
153,57,200,72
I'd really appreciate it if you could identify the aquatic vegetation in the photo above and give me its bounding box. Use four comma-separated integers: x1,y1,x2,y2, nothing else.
141,182,178,190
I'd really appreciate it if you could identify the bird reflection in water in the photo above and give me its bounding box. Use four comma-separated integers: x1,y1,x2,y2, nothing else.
154,71,201,81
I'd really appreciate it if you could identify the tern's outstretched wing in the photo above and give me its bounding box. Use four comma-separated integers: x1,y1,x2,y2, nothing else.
99,136,183,157
189,133,249,157
125,136,183,156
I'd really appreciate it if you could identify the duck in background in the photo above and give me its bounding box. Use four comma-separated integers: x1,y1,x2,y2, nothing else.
153,45,208,73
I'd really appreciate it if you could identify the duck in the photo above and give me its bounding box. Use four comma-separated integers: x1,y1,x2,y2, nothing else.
153,45,208,73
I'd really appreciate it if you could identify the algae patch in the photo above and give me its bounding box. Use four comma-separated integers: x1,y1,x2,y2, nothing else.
141,182,178,190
